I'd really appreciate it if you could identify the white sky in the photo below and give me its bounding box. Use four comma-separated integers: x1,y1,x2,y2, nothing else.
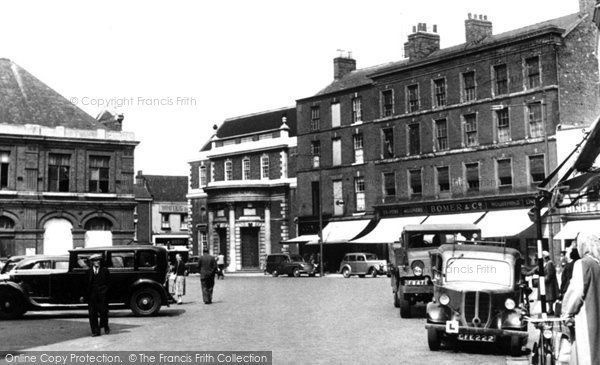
1,0,579,176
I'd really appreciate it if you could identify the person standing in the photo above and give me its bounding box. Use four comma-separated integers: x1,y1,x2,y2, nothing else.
87,253,110,337
542,250,560,315
217,252,225,280
198,248,217,304
174,254,186,304
562,231,600,365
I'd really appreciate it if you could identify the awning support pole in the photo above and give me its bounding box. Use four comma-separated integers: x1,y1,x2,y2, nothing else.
535,194,547,317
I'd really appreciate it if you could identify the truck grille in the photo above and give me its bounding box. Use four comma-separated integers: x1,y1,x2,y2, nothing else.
463,292,491,327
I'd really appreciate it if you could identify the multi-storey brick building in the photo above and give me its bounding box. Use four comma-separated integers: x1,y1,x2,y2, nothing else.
0,59,138,256
295,0,600,268
188,107,297,271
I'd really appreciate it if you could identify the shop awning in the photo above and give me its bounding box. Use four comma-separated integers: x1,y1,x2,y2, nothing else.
281,235,319,244
421,212,485,225
554,220,600,240
350,216,427,244
306,219,371,245
476,209,535,238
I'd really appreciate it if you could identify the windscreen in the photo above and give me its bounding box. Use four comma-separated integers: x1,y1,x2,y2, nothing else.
406,230,480,248
445,257,512,287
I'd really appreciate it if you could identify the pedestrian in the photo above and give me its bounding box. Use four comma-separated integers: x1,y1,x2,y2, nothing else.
198,248,217,304
542,250,560,315
174,253,186,304
217,252,225,280
562,231,600,365
560,243,580,300
86,253,110,337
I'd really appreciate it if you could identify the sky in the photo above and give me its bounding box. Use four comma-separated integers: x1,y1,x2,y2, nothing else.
1,0,579,176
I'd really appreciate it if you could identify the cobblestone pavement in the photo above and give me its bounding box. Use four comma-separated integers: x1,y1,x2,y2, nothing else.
1,274,521,364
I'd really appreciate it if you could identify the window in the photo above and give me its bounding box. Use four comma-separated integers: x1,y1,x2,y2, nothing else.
260,155,269,180
110,251,134,269
355,177,365,212
310,106,320,131
353,134,364,164
200,165,207,186
311,181,320,215
89,155,110,193
383,172,396,197
528,102,543,138
465,163,480,192
0,152,9,189
408,124,420,155
496,108,510,142
242,157,250,180
435,119,448,151
382,90,394,117
497,159,513,187
462,71,476,101
463,114,478,147
352,97,362,123
407,84,419,112
48,154,70,192
529,155,546,184
436,166,450,193
382,128,394,159
161,214,170,230
494,64,508,95
332,138,341,166
138,251,157,269
409,169,422,198
311,141,321,168
224,160,233,181
526,56,541,89
433,78,446,107
331,102,341,127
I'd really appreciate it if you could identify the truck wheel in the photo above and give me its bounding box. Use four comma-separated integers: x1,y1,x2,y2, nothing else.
0,288,26,320
342,268,351,278
368,268,377,278
509,335,522,357
427,328,442,351
130,287,161,316
292,268,301,277
399,287,411,318
393,292,400,308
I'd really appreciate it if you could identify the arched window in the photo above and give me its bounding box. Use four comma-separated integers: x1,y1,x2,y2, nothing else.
43,218,73,254
84,217,113,230
84,217,113,248
0,216,15,229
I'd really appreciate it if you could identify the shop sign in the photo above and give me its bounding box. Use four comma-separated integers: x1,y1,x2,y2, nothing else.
562,202,600,215
159,204,188,213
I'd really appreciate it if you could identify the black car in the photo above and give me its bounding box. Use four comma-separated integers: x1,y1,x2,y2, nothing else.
184,256,199,275
0,245,175,319
265,253,316,277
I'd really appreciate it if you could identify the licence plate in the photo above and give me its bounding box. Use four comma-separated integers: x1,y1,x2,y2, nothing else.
457,334,495,342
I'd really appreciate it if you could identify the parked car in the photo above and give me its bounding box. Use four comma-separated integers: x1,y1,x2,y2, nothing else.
0,256,27,278
425,243,529,356
0,255,69,280
0,258,7,272
265,253,316,277
339,253,388,278
0,245,175,319
184,256,199,275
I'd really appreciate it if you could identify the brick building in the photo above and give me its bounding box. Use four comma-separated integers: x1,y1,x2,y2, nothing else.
294,0,600,268
0,59,138,257
188,107,297,271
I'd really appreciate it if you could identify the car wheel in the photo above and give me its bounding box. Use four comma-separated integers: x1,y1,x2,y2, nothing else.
509,335,522,357
292,268,301,277
399,287,411,318
130,287,161,316
342,267,351,278
272,269,279,277
427,328,442,351
0,288,26,320
393,292,400,308
368,268,377,278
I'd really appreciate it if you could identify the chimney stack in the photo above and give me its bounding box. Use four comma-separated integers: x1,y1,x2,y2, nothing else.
333,50,356,80
465,13,492,44
96,109,124,131
404,23,440,61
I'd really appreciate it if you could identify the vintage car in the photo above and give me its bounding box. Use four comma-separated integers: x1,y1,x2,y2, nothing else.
0,245,174,319
0,255,69,280
339,253,388,278
0,255,27,277
390,224,481,318
184,255,199,275
424,243,529,356
265,253,316,277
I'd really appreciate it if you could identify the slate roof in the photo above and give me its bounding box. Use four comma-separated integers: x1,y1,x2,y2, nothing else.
216,106,296,139
133,183,152,200
142,175,189,202
0,58,113,130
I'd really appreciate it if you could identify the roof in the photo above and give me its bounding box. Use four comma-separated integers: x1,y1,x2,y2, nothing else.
0,59,114,130
216,106,296,139
142,175,188,202
133,182,153,200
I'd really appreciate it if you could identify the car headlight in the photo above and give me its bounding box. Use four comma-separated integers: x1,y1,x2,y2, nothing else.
543,328,553,339
439,294,450,306
413,266,423,276
504,298,516,310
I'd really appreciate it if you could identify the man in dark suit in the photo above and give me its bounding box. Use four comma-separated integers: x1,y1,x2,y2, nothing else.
198,248,217,304
87,253,110,336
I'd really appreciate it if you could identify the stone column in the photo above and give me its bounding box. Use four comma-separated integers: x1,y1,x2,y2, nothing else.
228,203,236,272
264,203,271,255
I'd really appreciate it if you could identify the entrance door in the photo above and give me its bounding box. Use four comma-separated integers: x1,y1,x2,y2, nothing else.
240,227,259,269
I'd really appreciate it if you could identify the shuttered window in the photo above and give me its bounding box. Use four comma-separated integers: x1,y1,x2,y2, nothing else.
497,159,512,187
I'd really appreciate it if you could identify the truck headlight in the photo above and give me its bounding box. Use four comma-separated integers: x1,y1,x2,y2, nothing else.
504,298,516,310
439,294,450,306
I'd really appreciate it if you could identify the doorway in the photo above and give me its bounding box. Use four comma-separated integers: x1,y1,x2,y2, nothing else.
240,227,260,269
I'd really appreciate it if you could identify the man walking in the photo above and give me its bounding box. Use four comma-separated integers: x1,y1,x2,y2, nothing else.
198,248,217,304
87,253,110,336
217,252,225,279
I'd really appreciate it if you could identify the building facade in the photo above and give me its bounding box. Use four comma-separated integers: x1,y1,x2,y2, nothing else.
188,107,297,271
0,59,138,257
295,0,600,268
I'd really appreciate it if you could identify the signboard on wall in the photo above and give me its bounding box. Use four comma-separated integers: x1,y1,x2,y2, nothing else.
159,204,188,213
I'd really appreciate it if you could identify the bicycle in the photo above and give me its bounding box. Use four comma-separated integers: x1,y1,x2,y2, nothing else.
525,315,572,365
